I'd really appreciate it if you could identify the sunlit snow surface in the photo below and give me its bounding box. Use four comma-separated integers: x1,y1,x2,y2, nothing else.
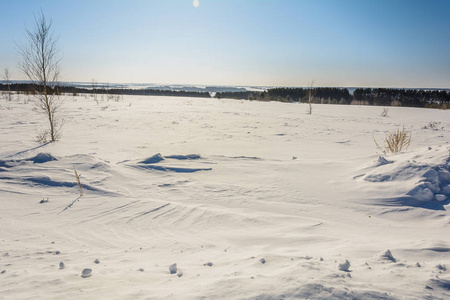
1,95,449,299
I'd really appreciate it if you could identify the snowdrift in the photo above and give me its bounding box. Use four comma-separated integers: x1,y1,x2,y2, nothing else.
355,145,450,209
1,96,449,299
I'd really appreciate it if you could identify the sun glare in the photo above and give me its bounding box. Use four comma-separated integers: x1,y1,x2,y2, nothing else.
193,0,199,8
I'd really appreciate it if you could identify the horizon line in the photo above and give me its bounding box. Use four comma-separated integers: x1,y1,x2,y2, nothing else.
1,79,449,91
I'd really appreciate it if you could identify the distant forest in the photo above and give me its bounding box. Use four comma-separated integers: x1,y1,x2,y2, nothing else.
215,87,450,108
0,83,211,98
1,83,449,108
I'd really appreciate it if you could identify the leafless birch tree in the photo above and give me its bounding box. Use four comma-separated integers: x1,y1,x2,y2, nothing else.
3,68,12,101
91,78,98,103
307,80,314,115
18,11,63,142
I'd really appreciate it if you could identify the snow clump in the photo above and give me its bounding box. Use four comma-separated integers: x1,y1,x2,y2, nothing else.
338,259,351,272
81,268,92,278
169,263,177,274
380,249,396,262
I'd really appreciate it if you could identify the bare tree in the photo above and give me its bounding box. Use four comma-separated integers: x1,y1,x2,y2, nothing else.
3,68,12,101
91,78,98,104
307,80,315,115
105,82,112,101
18,11,63,142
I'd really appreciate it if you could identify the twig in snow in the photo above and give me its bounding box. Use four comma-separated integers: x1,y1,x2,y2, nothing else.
58,196,81,215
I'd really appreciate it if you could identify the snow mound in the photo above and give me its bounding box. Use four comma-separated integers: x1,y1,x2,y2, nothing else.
338,259,351,271
376,156,393,166
358,145,450,204
408,165,450,202
165,154,201,160
135,164,212,173
81,268,92,278
177,269,183,277
249,284,396,300
132,153,211,173
380,249,396,262
140,153,201,164
140,153,165,164
0,159,13,170
27,153,58,164
0,153,58,168
427,278,450,291
0,152,119,196
169,263,177,274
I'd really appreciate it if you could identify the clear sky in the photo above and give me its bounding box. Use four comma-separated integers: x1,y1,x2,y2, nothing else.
1,0,449,88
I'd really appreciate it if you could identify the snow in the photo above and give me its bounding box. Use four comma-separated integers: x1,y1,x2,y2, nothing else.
380,249,396,263
1,94,450,299
81,268,92,278
338,259,351,272
169,263,177,275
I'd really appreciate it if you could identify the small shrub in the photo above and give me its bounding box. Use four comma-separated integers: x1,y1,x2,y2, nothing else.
36,129,50,143
374,126,411,154
423,121,442,131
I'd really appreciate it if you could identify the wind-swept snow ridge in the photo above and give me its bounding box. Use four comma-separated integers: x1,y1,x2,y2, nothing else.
131,153,211,173
0,152,57,168
357,145,450,206
27,153,58,164
0,152,120,196
139,153,165,164
165,154,201,160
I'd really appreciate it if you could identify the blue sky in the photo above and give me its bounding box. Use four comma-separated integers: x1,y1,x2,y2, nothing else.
1,0,449,88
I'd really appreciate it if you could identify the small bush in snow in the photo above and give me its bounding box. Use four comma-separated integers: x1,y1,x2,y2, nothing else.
374,126,411,154
422,121,442,131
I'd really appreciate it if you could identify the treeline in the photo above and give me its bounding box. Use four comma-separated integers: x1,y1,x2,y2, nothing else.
215,87,450,108
3,83,449,108
0,83,211,98
216,87,352,104
353,88,450,108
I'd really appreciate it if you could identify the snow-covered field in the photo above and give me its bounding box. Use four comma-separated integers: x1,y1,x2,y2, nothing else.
1,94,450,299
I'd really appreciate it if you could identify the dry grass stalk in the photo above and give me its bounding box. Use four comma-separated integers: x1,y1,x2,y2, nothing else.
57,167,84,214
73,166,83,196
373,136,384,154
386,126,411,153
375,126,411,154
